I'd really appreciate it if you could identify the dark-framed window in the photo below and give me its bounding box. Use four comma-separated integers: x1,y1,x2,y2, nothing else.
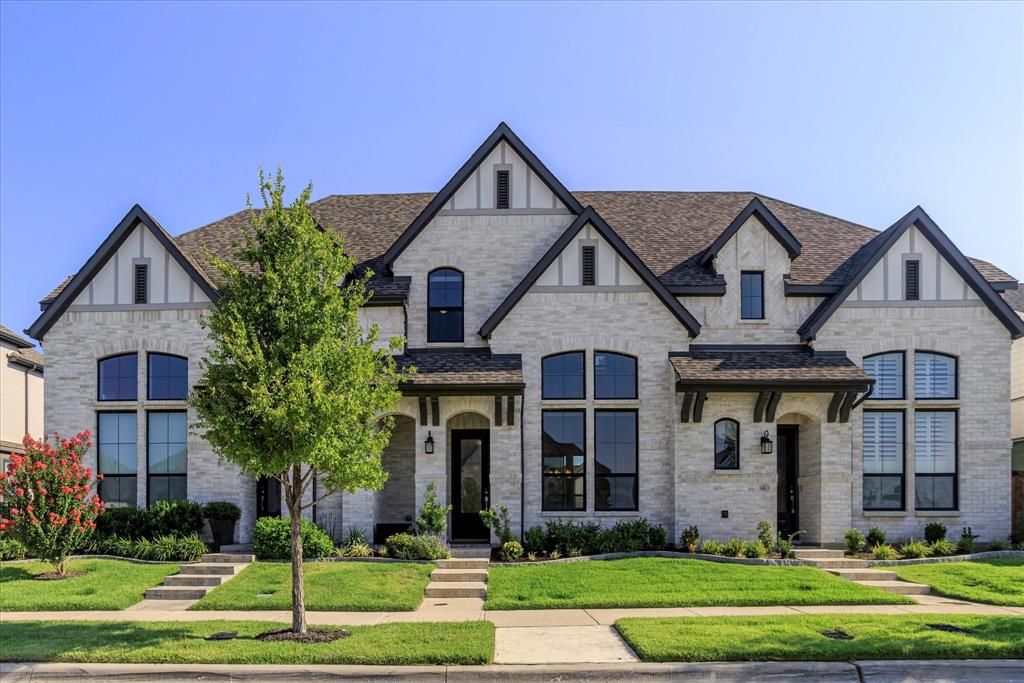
148,353,188,401
541,351,585,400
147,411,187,505
595,409,638,511
98,353,138,401
915,409,957,511
97,411,137,507
914,352,957,400
541,410,585,511
714,418,739,470
427,268,464,343
862,409,904,510
863,351,905,400
740,271,764,320
594,351,637,400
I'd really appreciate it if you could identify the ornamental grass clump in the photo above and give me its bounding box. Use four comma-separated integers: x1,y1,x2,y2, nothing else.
0,431,104,576
900,539,932,559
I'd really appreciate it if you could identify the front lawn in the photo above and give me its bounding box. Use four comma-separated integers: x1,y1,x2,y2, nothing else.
615,614,1024,662
0,559,179,611
485,557,913,610
191,561,433,611
891,558,1024,606
0,620,493,665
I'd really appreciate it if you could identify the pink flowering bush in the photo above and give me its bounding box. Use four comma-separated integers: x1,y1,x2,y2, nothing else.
0,431,104,575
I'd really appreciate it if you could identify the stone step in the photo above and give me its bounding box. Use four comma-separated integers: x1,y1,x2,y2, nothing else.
791,548,846,559
437,558,489,570
450,545,492,559
163,574,226,587
178,563,245,576
856,580,931,595
424,581,487,599
201,553,255,564
430,568,488,582
219,543,253,553
144,585,211,601
825,568,899,581
803,558,870,569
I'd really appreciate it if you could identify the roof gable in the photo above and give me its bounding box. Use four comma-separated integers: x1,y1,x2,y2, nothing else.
381,122,584,268
27,205,219,340
798,206,1024,341
699,197,801,268
479,206,702,338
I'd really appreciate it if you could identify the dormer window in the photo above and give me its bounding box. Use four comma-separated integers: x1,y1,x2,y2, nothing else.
495,169,510,210
740,271,764,319
904,259,920,301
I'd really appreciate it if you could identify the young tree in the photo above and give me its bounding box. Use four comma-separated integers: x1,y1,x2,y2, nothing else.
189,169,408,634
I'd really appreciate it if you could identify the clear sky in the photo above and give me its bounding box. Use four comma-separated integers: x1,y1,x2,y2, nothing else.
2,1,1022,343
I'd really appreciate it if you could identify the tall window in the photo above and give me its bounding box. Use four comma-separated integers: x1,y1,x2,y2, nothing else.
541,352,585,399
714,419,739,470
915,352,957,399
862,410,904,510
98,412,137,507
863,352,905,400
542,410,585,511
147,411,187,505
148,354,188,400
427,268,464,343
98,354,138,401
594,352,637,399
740,271,764,319
915,410,957,510
595,410,638,510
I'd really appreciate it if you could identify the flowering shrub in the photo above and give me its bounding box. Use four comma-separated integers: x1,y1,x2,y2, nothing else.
0,431,103,575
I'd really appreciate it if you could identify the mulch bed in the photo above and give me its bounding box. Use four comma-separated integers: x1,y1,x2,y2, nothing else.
34,571,87,580
255,627,350,644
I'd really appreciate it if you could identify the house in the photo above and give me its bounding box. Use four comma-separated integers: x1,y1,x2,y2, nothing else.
0,325,44,473
26,123,1023,546
1005,288,1024,540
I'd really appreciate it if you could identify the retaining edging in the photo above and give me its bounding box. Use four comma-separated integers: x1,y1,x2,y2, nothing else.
0,554,183,566
491,550,806,567
867,550,1024,567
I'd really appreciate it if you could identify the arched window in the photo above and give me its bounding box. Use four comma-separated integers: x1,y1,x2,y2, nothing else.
863,352,904,400
98,353,138,401
594,351,637,399
914,351,957,399
714,419,739,470
427,268,464,343
541,352,585,399
148,353,188,400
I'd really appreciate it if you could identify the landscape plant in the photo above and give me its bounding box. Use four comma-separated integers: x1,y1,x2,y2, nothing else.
147,500,204,537
252,517,335,560
500,540,523,562
957,527,978,555
986,540,1008,551
742,541,768,559
899,539,931,559
924,522,947,543
775,530,803,559
416,483,450,536
679,525,700,552
522,525,545,554
0,536,27,560
872,543,899,560
188,169,408,634
722,538,744,557
865,527,886,548
383,532,448,560
699,539,724,555
479,504,513,544
756,520,774,549
930,539,957,557
843,528,865,555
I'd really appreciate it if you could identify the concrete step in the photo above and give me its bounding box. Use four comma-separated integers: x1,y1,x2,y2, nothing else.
219,543,253,553
825,568,898,581
437,558,489,570
791,548,846,559
450,545,492,559
201,553,255,564
424,581,487,598
803,558,870,569
177,563,245,576
144,585,211,600
163,574,226,587
430,568,488,582
856,580,931,595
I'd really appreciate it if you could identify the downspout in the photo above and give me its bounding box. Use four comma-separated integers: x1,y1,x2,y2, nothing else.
519,393,525,541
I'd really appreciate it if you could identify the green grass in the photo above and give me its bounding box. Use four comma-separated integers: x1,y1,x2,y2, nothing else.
891,558,1024,606
485,557,914,610
191,561,434,611
615,614,1024,662
0,559,179,610
0,620,493,665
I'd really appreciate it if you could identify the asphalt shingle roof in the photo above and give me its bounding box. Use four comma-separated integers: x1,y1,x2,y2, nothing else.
397,347,523,386
670,346,871,385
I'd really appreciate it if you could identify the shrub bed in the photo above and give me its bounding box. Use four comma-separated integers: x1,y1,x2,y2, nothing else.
252,516,335,560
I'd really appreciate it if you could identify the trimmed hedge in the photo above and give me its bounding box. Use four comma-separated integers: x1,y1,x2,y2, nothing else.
94,501,204,540
252,516,335,560
383,533,449,560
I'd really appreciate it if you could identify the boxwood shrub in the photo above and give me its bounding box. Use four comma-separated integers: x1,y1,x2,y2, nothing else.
252,516,335,560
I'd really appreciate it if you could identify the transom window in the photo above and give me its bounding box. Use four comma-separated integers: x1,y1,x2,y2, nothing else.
862,410,904,510
915,410,957,510
541,352,585,400
594,352,637,400
714,418,739,470
147,411,188,505
97,412,138,507
148,354,188,401
740,271,764,320
98,354,138,401
427,268,464,343
595,410,638,511
863,352,904,400
541,410,585,511
914,352,957,399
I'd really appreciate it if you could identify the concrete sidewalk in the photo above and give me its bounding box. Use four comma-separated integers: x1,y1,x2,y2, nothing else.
4,660,1023,682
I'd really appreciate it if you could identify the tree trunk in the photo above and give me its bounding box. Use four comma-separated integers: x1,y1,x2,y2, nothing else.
289,466,307,634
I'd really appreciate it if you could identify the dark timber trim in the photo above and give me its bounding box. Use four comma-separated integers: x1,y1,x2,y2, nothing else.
480,206,702,338
784,282,842,296
666,279,727,296
430,397,440,427
699,197,801,267
418,397,428,426
401,383,526,397
494,396,503,427
382,122,584,268
676,379,873,394
754,392,770,423
765,391,782,422
798,206,1024,341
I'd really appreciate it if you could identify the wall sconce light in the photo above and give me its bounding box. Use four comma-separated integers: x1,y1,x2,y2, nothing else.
424,431,435,455
760,431,773,455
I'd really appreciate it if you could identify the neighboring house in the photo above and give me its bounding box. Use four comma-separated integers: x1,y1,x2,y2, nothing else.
1004,287,1024,540
0,325,44,473
26,123,1024,545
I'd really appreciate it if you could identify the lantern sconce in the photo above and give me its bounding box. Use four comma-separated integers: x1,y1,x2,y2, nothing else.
424,431,435,455
760,430,773,455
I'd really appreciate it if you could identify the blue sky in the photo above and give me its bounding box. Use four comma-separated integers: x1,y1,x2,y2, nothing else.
1,1,1021,343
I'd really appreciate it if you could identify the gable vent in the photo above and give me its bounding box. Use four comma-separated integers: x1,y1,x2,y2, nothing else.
581,245,596,286
134,264,148,304
495,169,510,209
904,260,920,301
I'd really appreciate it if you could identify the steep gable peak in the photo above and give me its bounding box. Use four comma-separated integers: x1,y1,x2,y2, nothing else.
699,196,801,268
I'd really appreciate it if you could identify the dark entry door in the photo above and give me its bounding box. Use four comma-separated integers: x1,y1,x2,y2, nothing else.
451,429,490,542
776,426,799,537
256,476,281,518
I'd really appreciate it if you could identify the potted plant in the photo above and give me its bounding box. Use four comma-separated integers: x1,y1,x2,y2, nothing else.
203,501,241,550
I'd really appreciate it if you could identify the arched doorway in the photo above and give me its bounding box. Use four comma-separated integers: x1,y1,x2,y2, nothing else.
447,412,490,542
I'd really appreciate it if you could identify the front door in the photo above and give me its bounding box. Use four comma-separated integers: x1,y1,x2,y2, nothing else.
776,426,799,538
451,429,490,542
